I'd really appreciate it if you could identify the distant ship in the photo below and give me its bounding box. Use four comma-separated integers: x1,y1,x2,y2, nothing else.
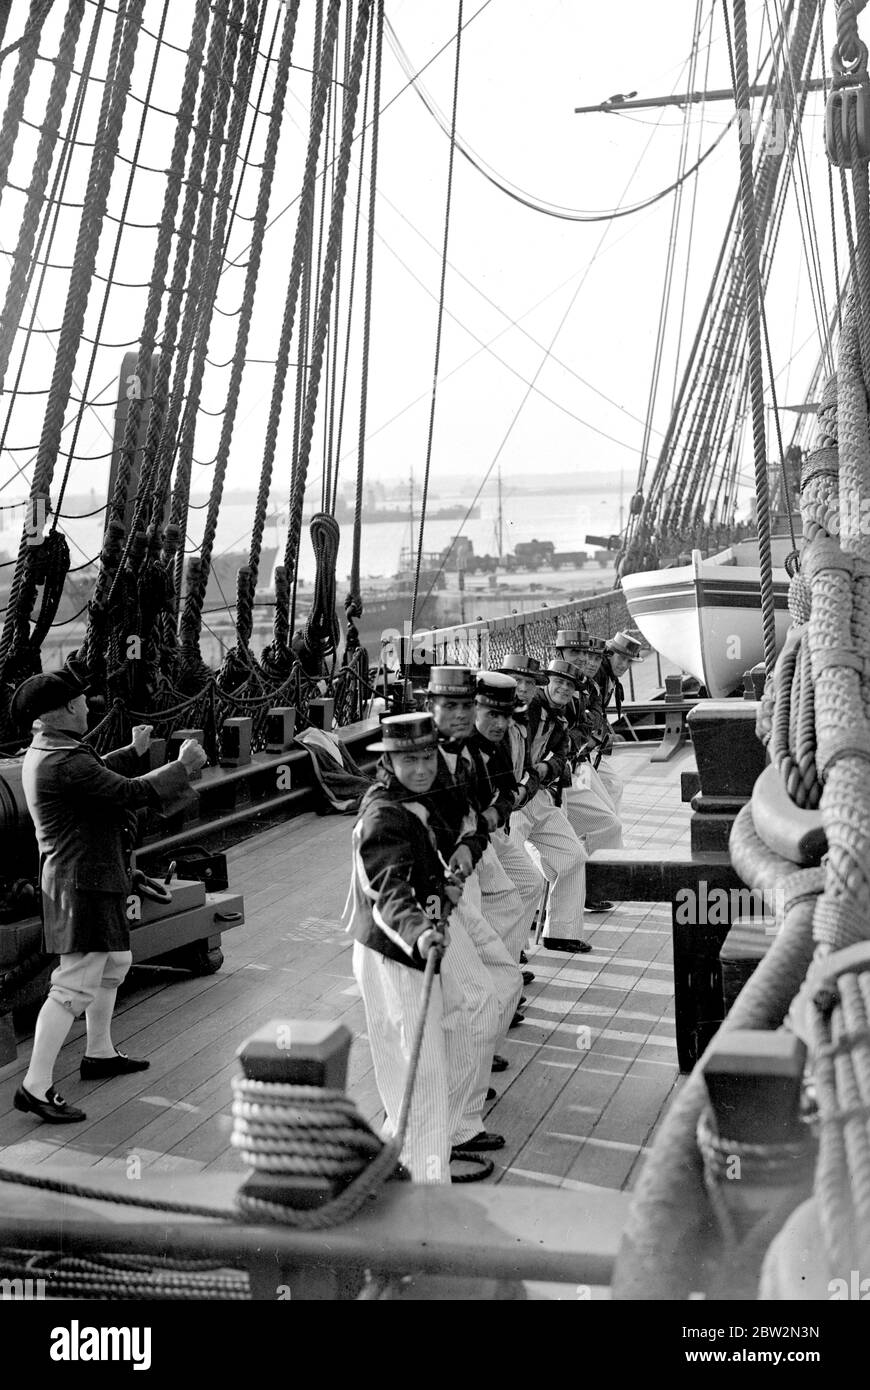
303,496,479,526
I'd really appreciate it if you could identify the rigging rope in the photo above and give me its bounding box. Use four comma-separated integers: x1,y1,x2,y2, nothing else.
280,0,374,649
728,0,778,673
0,0,53,212
0,0,145,688
408,0,464,641
184,0,301,654
349,0,383,613
252,0,341,643
0,1,84,400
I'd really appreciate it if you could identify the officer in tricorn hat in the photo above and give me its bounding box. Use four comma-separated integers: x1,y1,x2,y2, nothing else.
344,712,497,1182
11,670,207,1124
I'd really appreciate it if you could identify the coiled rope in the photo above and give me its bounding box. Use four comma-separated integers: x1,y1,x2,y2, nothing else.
0,939,445,1238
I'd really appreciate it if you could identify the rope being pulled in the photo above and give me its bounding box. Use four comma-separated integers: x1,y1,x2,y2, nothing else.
0,939,446,1235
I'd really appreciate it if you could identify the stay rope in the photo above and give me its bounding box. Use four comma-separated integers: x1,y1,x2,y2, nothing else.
0,0,145,689
281,0,373,644
729,0,779,674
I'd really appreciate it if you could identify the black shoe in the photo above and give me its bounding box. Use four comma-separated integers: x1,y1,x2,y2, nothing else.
518,995,528,1008
491,1054,509,1073
80,1051,150,1081
14,1084,86,1124
519,951,528,965
586,900,614,913
452,1130,505,1154
522,969,535,985
509,1010,525,1028
486,1086,497,1102
543,938,592,953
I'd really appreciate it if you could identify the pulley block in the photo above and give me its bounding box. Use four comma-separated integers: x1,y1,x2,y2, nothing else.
826,42,870,165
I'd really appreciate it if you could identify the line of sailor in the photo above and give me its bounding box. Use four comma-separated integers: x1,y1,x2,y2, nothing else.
345,629,644,1184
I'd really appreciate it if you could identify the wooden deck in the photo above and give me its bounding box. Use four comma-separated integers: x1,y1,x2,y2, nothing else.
0,743,692,1204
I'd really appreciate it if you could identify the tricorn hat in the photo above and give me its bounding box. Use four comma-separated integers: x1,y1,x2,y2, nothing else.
475,671,517,710
369,712,439,753
606,631,644,660
495,653,548,685
427,665,476,698
545,658,583,689
10,669,91,730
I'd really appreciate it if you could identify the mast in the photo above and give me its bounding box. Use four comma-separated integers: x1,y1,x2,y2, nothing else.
496,464,504,561
408,468,415,576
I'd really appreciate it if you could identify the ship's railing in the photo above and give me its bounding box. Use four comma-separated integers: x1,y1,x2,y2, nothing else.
411,587,632,671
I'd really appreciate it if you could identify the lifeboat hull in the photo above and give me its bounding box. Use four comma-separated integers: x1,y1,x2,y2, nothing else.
620,547,792,697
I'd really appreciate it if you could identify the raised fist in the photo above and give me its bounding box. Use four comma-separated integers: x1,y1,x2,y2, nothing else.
178,738,208,773
131,724,153,755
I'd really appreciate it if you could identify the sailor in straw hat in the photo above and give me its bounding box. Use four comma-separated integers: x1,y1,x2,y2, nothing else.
552,632,624,875
423,667,521,1145
469,671,546,971
594,630,645,813
495,654,592,953
345,713,496,1183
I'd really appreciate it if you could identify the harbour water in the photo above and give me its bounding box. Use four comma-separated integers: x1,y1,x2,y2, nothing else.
0,486,625,589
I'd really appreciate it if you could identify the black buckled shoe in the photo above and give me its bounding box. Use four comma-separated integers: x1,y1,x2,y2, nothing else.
80,1051,150,1081
509,1010,525,1028
491,1054,509,1072
14,1084,86,1124
522,969,535,985
586,900,614,913
543,938,592,953
452,1130,505,1154
519,950,529,965
486,1086,497,1102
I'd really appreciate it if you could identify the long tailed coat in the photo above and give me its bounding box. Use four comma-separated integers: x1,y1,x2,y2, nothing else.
22,729,196,954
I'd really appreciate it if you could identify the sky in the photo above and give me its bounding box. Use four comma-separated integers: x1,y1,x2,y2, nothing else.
0,0,842,533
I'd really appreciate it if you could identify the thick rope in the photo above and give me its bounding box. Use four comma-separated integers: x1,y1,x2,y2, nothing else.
0,940,446,1234
0,1,84,399
408,0,464,639
0,0,53,214
194,0,301,654
729,0,782,674
0,0,145,687
281,0,374,636
250,0,341,644
349,0,384,610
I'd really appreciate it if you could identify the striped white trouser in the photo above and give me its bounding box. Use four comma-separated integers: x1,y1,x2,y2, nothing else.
490,830,544,962
439,878,516,1139
597,756,624,813
565,762,623,853
510,788,588,942
353,933,490,1182
475,840,532,968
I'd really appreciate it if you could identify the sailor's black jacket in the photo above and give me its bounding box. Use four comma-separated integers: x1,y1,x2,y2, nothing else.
345,780,454,970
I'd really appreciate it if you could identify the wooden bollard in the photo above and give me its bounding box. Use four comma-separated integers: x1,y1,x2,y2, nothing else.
237,1020,353,1210
219,716,252,767
703,1029,806,1144
307,698,334,731
265,706,296,752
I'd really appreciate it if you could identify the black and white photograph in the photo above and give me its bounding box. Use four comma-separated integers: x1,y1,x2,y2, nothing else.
0,0,865,1345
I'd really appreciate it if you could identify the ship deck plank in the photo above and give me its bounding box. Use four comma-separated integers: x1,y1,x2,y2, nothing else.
0,742,692,1198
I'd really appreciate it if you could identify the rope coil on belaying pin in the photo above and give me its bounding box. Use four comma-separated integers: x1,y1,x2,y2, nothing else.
0,930,452,1245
